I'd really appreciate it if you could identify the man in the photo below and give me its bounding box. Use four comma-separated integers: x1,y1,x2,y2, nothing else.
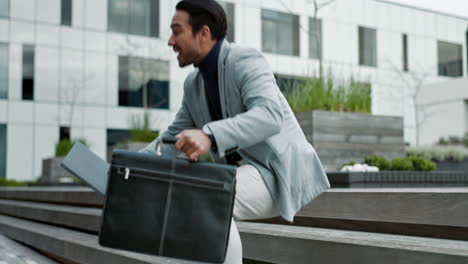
143,0,330,262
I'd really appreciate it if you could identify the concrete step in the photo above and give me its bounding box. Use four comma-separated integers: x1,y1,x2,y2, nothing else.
292,187,468,240
0,199,100,232
0,212,467,264
239,222,468,264
0,233,58,264
0,187,103,207
301,187,468,228
1,187,467,228
0,214,202,264
0,200,467,264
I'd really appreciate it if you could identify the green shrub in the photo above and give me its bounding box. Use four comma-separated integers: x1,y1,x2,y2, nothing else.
406,146,468,162
347,80,372,113
364,155,390,170
129,129,159,143
406,156,436,171
285,75,371,113
448,136,461,144
55,139,73,157
438,137,448,145
55,138,88,157
461,132,468,147
438,133,468,147
391,157,414,170
129,112,159,143
342,155,436,171
0,178,31,187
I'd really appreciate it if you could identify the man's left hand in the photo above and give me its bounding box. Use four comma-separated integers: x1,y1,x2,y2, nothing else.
175,129,212,161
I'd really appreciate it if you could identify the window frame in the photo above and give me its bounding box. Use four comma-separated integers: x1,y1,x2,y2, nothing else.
107,0,159,38
358,26,377,67
118,55,170,109
22,44,35,101
261,9,300,56
0,0,9,18
61,0,72,26
0,124,6,178
437,40,463,77
0,42,8,99
309,17,322,60
218,1,235,43
402,33,408,72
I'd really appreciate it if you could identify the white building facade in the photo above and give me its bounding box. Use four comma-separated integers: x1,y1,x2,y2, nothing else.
0,0,467,180
418,77,468,145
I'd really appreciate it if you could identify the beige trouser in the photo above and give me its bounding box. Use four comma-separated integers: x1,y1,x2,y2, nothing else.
223,164,279,264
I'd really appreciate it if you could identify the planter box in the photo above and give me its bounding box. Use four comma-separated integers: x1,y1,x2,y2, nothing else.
296,110,405,171
40,157,79,184
327,171,468,187
436,158,468,171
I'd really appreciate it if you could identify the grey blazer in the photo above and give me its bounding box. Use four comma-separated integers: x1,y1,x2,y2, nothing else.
143,40,330,222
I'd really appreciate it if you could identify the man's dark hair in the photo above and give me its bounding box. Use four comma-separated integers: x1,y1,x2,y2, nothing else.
176,0,227,40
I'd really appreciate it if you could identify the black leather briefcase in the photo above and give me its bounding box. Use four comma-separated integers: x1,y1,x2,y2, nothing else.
99,140,237,263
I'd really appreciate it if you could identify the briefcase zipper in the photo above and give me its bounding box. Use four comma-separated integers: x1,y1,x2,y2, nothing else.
115,166,227,191
124,168,130,180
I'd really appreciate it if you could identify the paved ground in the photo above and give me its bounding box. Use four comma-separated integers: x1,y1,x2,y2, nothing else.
0,233,56,264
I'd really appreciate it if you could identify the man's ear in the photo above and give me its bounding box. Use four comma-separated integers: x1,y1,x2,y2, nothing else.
200,25,212,40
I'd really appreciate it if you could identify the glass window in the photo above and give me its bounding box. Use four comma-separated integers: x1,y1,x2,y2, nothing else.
466,30,468,76
108,0,159,38
218,1,235,42
60,126,70,140
0,43,7,99
438,40,463,77
0,0,9,18
61,0,72,26
22,44,34,100
465,100,468,133
358,26,377,67
118,56,169,109
262,9,299,56
402,34,408,72
309,18,322,60
0,124,6,178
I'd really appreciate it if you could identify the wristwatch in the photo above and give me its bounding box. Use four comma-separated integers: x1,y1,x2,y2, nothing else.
202,126,218,152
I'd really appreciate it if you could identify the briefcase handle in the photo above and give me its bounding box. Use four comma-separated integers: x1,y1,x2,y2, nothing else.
162,137,178,145
155,137,178,156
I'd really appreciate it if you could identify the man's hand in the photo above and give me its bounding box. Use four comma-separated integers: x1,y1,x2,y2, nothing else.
175,129,212,161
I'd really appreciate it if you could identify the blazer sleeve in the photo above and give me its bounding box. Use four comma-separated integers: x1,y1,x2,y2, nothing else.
203,48,284,157
140,82,196,156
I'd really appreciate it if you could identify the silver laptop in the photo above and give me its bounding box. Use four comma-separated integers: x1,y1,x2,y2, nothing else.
61,142,109,196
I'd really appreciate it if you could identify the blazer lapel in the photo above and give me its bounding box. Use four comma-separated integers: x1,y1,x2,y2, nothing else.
197,74,211,125
217,40,230,118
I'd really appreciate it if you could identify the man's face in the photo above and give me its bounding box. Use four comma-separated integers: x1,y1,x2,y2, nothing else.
168,10,202,67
